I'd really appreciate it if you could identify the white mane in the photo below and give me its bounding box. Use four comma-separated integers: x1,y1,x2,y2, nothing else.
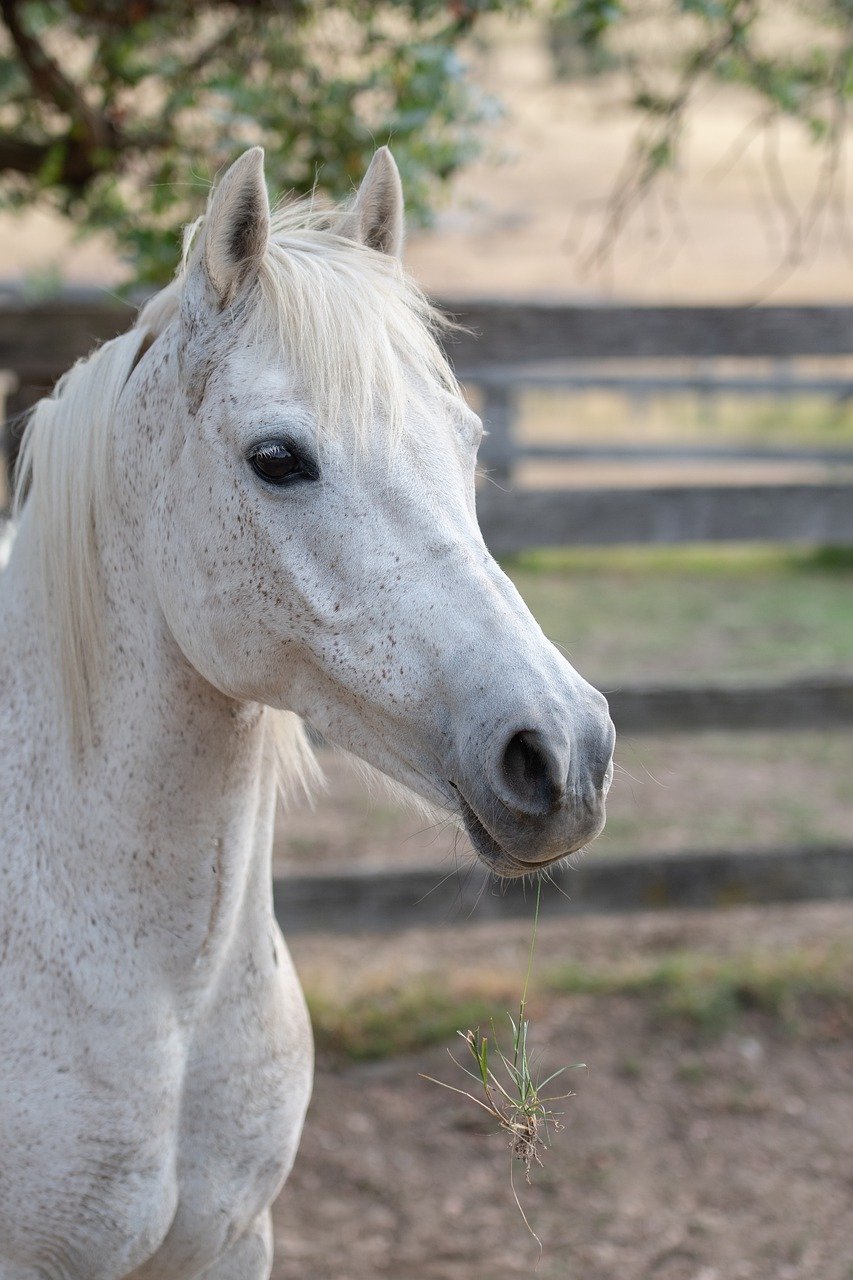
14,189,458,781
14,330,147,751
141,195,459,444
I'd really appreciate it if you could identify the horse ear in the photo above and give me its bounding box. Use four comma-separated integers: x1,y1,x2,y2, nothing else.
197,147,270,307
338,147,404,258
179,148,269,410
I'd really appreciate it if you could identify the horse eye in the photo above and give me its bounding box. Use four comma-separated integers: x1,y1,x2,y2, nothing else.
248,441,318,486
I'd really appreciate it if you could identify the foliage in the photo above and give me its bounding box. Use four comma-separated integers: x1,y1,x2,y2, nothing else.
549,0,853,271
0,0,850,283
0,0,510,284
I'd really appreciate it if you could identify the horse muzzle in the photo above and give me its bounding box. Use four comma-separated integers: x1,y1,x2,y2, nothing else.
452,694,615,878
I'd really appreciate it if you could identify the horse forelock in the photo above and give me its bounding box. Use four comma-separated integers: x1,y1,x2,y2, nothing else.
139,192,460,448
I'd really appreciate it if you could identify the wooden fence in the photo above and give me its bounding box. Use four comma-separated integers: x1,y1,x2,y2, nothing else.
1,293,850,929
3,294,853,542
274,845,853,934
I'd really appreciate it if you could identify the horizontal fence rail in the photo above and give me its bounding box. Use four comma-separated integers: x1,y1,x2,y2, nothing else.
300,674,853,739
511,442,853,465
477,483,853,550
608,675,853,733
1,291,853,380
0,292,134,384
300,675,853,737
444,301,853,364
467,365,853,468
273,844,853,934
465,367,853,398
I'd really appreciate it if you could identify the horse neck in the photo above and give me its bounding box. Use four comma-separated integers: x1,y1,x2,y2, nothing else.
1,478,277,965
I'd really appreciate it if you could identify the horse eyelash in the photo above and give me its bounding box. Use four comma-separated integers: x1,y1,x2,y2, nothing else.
249,442,300,465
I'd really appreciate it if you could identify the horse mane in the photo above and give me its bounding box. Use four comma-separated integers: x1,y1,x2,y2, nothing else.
14,330,148,752
140,193,460,445
13,186,458,786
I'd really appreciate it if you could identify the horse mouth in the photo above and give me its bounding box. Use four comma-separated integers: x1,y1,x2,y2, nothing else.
456,792,568,879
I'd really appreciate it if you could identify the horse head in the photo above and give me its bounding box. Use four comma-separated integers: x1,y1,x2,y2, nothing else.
123,147,615,877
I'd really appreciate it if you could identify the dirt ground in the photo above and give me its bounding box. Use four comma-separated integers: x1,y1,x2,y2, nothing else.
273,903,853,1280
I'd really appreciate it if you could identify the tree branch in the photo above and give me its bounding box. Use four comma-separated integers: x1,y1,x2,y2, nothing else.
0,134,54,177
0,126,171,188
0,0,113,152
582,7,756,272
0,133,97,186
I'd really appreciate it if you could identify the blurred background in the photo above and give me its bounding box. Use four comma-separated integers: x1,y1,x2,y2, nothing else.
0,2,851,1277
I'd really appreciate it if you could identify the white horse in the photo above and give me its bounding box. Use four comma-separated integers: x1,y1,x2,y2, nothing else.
0,146,614,1279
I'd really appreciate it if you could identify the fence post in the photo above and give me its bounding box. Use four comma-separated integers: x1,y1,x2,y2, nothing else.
0,371,22,515
479,382,516,483
1,378,45,507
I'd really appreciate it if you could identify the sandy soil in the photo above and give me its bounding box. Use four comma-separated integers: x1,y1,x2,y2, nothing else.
274,903,853,1280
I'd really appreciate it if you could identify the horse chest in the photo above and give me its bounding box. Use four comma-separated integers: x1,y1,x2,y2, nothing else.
0,921,312,1280
184,1005,312,1205
136,951,314,1277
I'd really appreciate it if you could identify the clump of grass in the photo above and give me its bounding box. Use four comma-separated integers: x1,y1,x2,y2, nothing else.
438,1015,571,1184
422,882,580,1251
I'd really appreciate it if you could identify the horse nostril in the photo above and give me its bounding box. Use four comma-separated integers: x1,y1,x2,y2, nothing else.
501,729,564,816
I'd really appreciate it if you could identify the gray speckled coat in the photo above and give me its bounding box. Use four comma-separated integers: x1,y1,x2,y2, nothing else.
0,147,613,1279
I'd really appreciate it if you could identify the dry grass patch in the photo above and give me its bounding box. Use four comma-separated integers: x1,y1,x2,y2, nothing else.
545,943,853,1036
306,938,853,1063
307,986,502,1062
